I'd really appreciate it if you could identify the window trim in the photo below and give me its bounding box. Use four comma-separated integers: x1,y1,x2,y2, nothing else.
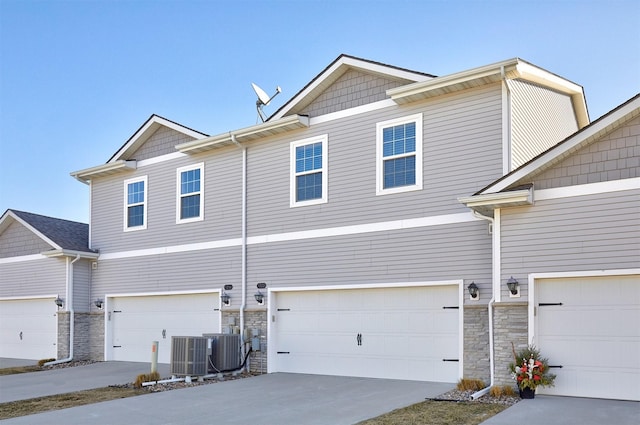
289,134,328,208
376,113,423,195
176,163,204,224
123,175,148,231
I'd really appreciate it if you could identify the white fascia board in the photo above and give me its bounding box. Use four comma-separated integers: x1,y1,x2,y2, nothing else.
0,294,58,301
70,160,137,184
458,188,533,209
106,288,221,299
109,116,207,163
269,280,462,293
480,97,640,195
3,211,61,250
176,115,310,153
41,249,99,259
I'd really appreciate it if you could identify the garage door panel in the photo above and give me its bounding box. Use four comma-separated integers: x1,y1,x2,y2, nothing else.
273,285,459,382
0,298,57,360
536,275,640,400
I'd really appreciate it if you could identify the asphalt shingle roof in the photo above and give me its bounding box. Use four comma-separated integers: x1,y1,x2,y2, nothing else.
8,210,91,252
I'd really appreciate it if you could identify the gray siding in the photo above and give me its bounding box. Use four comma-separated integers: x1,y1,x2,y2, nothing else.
531,115,640,189
509,79,579,170
0,220,53,258
247,220,493,302
247,84,504,236
300,69,410,118
91,148,242,253
90,246,240,297
0,258,66,297
73,259,91,312
128,127,198,161
500,190,640,300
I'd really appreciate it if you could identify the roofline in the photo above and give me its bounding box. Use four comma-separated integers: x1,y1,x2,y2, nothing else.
269,54,435,121
176,115,310,154
41,249,99,259
388,58,589,128
107,114,209,163
0,210,62,250
477,93,640,195
70,160,137,184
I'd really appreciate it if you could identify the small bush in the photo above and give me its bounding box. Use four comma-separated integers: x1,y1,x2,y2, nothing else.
456,378,486,391
501,385,516,397
489,386,502,397
38,358,56,367
489,385,517,398
133,371,161,389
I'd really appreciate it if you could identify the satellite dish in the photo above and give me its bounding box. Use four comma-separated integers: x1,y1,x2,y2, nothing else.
252,83,282,122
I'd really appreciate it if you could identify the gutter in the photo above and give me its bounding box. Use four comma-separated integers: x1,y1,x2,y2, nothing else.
470,211,497,399
231,134,248,371
46,254,81,366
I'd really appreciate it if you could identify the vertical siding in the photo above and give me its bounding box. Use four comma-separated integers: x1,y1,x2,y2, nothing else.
501,190,640,299
509,79,579,169
0,258,67,297
129,127,198,161
0,221,52,258
300,70,409,117
247,84,504,236
531,115,640,189
73,259,91,312
91,147,242,253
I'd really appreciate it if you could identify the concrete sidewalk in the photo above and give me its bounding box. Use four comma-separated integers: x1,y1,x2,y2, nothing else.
0,361,170,403
0,372,453,425
482,395,640,425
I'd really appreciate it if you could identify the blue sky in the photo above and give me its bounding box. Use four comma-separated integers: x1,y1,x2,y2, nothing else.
1,0,639,223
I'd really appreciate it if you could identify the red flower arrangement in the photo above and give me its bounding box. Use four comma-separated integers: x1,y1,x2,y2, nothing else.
509,344,556,391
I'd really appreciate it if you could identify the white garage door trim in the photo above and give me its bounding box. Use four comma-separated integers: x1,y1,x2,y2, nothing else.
0,294,58,360
267,280,464,381
104,289,222,363
529,269,640,401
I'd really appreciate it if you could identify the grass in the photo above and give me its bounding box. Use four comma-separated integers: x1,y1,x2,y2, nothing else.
0,387,147,420
0,365,43,376
356,400,509,425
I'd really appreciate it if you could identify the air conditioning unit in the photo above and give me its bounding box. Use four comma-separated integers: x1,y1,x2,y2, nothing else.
202,333,241,373
170,336,208,376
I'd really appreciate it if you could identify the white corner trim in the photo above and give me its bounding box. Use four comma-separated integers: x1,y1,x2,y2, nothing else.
535,177,640,201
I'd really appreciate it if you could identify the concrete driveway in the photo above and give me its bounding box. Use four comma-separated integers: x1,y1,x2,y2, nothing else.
0,371,453,425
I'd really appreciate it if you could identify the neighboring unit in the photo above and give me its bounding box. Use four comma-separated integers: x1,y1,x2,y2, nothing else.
0,210,98,360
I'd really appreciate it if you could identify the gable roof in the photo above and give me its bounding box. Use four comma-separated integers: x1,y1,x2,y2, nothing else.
478,93,640,195
269,54,436,121
0,209,96,256
108,114,209,163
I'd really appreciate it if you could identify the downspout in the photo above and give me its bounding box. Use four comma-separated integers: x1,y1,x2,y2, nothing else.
46,254,81,366
471,211,497,399
231,134,248,370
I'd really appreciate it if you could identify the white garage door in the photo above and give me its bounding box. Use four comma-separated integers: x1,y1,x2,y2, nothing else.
0,298,57,360
271,285,459,382
110,293,220,363
536,275,640,401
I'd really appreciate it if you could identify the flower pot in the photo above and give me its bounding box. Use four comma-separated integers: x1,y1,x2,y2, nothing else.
519,387,535,399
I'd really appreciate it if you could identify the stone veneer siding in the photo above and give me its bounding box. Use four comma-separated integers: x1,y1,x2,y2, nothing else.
222,309,268,374
463,305,490,384
57,312,105,361
493,303,528,386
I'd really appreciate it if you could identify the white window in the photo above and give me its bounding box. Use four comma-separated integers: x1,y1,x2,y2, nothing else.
124,176,147,231
290,135,328,207
176,163,204,223
376,113,423,195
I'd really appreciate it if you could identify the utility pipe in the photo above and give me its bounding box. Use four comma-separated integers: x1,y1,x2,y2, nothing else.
230,134,248,370
470,211,497,399
46,254,81,366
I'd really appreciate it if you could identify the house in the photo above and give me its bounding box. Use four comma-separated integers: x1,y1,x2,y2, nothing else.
460,93,640,400
0,209,99,361
65,54,637,400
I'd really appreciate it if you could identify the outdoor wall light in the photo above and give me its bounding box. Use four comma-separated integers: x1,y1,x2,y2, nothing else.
94,298,104,309
221,292,231,306
507,276,520,297
254,291,265,305
467,282,479,300
54,297,64,308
